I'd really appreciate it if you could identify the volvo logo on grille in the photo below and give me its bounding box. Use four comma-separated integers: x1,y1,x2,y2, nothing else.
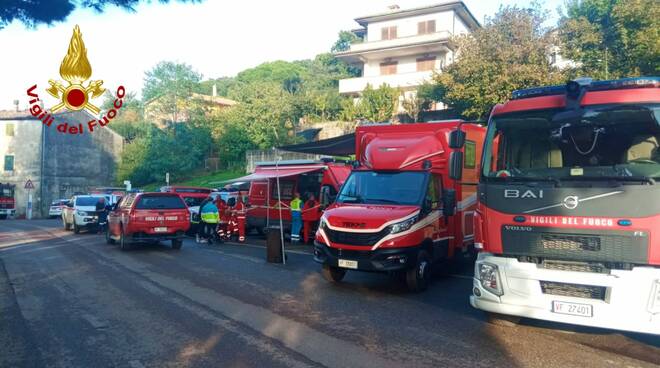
563,196,579,209
342,222,366,228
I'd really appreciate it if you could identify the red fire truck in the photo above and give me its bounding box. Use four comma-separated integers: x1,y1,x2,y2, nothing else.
233,160,351,234
314,121,486,291
463,77,660,334
0,183,16,219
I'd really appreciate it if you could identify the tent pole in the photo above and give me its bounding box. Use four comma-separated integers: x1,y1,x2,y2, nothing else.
276,158,285,264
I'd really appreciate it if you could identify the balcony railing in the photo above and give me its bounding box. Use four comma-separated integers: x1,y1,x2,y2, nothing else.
343,31,452,54
338,70,435,94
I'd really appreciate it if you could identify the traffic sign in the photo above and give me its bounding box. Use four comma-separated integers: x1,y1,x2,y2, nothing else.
24,179,34,190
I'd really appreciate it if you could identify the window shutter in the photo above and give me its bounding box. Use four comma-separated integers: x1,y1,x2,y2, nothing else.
381,27,388,40
390,26,397,39
418,22,425,35
428,20,436,33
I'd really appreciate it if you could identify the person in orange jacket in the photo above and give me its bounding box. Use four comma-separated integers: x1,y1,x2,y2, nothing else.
215,196,229,242
301,193,321,244
233,197,247,242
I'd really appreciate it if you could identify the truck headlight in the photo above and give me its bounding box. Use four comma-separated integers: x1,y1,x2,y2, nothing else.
478,263,503,296
650,280,660,313
76,210,87,216
389,215,418,234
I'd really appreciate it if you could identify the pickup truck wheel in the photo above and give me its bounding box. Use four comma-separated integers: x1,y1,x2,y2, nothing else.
486,312,521,327
406,250,431,292
73,222,80,234
119,227,131,251
105,227,115,244
321,264,346,283
171,239,183,250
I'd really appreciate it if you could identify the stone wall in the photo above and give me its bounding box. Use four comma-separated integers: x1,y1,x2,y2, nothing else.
0,110,123,218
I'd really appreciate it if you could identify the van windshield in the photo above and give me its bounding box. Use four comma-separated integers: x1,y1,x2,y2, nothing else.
135,195,186,209
482,104,660,183
337,171,427,206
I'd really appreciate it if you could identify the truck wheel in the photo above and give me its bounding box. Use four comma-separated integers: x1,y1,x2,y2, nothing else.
172,239,183,250
105,227,115,244
486,312,521,327
0,214,6,220
406,250,431,292
119,227,131,251
321,264,346,283
73,222,80,234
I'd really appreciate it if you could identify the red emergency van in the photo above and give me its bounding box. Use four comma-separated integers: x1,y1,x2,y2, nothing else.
232,160,351,234
314,121,486,291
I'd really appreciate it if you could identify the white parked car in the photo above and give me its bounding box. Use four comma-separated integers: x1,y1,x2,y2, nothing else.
48,199,69,218
61,195,107,233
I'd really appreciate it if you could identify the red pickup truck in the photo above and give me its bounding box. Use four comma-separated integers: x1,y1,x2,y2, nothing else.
106,192,190,250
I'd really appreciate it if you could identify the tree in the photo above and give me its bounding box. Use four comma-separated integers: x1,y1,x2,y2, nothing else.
143,61,202,123
101,90,143,126
430,5,566,119
331,30,362,53
0,0,199,29
558,0,659,78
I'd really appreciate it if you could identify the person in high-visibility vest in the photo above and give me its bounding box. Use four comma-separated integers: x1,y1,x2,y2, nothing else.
302,193,321,244
199,198,219,244
234,197,247,242
290,192,303,243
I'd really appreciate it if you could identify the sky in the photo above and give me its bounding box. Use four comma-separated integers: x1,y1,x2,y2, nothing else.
0,0,564,110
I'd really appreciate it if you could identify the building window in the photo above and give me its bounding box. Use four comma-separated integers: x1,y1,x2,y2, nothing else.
416,56,436,72
418,20,436,35
464,140,476,169
4,155,14,171
381,26,397,40
380,61,398,75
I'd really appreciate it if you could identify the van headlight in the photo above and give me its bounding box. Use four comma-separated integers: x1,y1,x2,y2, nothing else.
478,263,503,296
389,215,418,234
76,210,88,216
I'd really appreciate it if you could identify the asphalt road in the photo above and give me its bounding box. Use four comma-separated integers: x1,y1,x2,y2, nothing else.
0,219,658,368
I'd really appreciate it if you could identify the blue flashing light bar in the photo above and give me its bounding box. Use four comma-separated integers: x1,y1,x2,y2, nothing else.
511,77,659,100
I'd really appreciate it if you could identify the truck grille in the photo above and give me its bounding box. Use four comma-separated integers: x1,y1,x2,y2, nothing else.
324,227,390,246
541,260,608,274
540,281,607,301
502,226,648,264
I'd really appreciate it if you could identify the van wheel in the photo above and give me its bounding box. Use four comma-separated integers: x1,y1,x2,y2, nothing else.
322,264,346,283
73,223,80,234
172,239,183,250
406,250,431,292
119,227,131,251
486,312,521,327
105,227,115,244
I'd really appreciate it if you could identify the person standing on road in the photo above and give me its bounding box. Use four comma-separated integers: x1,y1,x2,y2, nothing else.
290,192,303,243
233,197,247,242
302,193,320,244
95,197,108,234
215,196,229,241
199,197,219,244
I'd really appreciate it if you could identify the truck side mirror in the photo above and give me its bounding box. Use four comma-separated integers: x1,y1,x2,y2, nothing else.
449,151,463,180
449,129,466,149
442,189,456,217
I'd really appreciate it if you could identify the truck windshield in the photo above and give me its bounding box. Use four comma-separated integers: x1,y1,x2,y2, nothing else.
337,171,427,206
135,195,186,209
482,104,660,183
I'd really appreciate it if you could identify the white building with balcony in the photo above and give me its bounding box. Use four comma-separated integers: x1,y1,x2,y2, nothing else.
335,2,480,113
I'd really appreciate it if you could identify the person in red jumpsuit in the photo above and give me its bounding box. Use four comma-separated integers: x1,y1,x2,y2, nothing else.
301,193,321,244
215,196,229,242
233,197,247,242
